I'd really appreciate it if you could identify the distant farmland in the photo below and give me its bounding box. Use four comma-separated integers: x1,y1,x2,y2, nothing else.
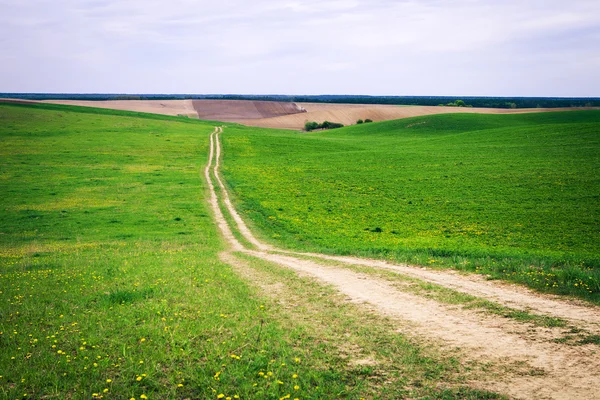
1,97,595,130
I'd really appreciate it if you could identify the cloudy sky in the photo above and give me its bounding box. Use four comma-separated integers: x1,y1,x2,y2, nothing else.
1,0,599,96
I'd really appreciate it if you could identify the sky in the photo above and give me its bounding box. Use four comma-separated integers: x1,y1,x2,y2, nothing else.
1,0,599,96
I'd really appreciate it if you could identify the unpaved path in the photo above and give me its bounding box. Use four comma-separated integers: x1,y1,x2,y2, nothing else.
205,127,600,399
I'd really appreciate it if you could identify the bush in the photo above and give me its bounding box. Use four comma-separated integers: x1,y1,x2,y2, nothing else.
321,121,344,129
357,119,364,124
304,121,344,131
364,119,373,123
304,121,319,131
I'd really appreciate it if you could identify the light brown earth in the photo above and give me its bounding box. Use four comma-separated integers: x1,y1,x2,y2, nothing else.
40,99,199,118
6,98,594,130
206,126,600,400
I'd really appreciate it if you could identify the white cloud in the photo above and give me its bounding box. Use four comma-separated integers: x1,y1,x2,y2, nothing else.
1,0,599,95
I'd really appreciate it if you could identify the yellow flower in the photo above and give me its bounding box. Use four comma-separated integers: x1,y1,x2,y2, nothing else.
292,374,298,379
136,376,142,381
106,379,112,383
140,395,148,400
103,388,109,393
217,395,225,399
177,383,183,387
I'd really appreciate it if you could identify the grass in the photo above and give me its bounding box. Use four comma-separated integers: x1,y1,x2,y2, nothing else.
219,111,600,303
0,103,502,399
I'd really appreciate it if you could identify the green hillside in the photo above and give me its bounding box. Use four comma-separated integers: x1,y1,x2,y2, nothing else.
1,103,493,399
221,111,600,301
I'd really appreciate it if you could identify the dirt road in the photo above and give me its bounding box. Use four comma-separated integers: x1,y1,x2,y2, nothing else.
205,127,600,399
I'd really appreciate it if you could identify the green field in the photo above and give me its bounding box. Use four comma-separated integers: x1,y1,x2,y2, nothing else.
220,111,600,302
0,103,501,399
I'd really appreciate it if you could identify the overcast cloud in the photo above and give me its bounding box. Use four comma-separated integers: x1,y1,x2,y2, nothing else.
1,0,599,96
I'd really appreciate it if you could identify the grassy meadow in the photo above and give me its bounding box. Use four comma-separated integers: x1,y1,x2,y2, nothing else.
0,103,502,399
220,111,600,302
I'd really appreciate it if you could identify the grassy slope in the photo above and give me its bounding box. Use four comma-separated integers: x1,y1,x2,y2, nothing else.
220,112,600,302
0,104,500,399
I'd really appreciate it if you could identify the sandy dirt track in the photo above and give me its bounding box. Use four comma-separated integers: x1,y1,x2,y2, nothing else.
206,126,600,399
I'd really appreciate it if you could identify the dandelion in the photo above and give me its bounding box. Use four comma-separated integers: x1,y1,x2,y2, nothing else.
140,395,148,399
292,374,298,379
103,388,109,393
294,385,300,390
217,395,225,399
106,379,112,383
136,376,143,381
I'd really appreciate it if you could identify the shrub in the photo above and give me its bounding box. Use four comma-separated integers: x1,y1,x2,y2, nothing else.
357,119,364,124
364,119,373,123
304,121,319,131
304,121,344,131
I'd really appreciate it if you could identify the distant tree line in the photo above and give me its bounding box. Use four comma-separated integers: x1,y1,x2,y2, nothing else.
3,93,599,109
304,121,344,131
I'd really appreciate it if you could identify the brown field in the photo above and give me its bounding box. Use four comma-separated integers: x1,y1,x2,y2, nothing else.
39,99,199,118
192,99,305,121
5,98,595,130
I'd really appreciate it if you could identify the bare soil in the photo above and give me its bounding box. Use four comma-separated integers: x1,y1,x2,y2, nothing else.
39,99,199,118
206,126,600,399
192,99,305,121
